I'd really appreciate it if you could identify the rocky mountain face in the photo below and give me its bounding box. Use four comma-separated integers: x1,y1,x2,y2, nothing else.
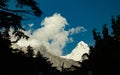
61,41,90,62
11,44,81,71
35,45,81,71
11,41,89,71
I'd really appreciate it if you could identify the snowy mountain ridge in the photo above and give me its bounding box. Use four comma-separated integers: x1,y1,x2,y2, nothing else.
61,41,90,61
11,43,80,71
11,41,89,71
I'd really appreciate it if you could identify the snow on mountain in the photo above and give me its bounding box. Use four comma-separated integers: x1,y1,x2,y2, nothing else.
61,41,90,61
10,41,89,71
10,44,80,71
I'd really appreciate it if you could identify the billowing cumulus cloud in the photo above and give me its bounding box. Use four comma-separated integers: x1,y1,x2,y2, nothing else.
10,13,87,56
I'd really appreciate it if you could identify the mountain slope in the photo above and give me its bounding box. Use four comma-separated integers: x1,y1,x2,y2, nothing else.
36,45,81,71
11,44,81,71
61,41,90,61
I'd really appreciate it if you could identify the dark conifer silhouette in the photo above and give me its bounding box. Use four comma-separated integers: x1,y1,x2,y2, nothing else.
26,45,34,57
102,24,110,40
16,0,42,16
88,16,120,75
35,51,59,73
0,0,42,42
111,16,120,41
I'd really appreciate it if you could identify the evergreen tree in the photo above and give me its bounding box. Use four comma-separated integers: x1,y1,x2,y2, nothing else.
102,24,110,40
0,0,42,73
92,28,101,41
35,51,59,72
111,16,120,41
0,0,42,41
26,45,34,57
89,15,120,75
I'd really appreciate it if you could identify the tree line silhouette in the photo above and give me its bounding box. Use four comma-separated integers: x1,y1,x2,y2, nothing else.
88,16,120,75
0,0,120,75
0,0,59,74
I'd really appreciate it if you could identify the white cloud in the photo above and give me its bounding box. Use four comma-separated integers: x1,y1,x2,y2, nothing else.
69,37,74,42
10,13,87,56
14,13,68,56
69,26,87,35
28,23,34,27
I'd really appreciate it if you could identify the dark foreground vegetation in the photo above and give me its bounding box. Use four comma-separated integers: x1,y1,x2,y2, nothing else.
0,0,120,75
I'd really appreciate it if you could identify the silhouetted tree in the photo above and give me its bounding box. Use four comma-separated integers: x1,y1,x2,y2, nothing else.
0,0,42,41
92,28,101,41
111,16,120,41
35,51,59,73
89,15,120,75
16,0,42,16
26,45,34,57
102,24,110,40
0,0,43,73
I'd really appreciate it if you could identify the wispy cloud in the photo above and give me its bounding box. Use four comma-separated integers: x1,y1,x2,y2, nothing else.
10,13,87,56
69,26,87,35
28,23,34,27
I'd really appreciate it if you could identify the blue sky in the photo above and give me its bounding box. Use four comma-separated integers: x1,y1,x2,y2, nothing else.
34,0,120,55
8,0,120,55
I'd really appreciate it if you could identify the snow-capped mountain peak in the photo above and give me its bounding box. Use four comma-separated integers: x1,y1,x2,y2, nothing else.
11,41,89,71
61,41,90,61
